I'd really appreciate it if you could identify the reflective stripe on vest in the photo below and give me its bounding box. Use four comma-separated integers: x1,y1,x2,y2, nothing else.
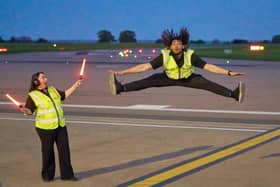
35,116,65,125
28,86,65,130
36,107,63,115
162,49,195,80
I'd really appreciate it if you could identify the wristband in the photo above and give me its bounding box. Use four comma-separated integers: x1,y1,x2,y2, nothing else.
227,70,232,76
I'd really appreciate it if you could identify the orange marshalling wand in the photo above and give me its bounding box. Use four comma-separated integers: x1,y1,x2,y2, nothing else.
6,94,22,108
79,58,86,79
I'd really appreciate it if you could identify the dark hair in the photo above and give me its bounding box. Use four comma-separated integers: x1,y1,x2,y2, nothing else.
161,27,190,48
29,72,44,92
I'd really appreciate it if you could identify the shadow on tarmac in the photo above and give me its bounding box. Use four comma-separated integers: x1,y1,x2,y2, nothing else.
74,145,213,180
260,152,280,159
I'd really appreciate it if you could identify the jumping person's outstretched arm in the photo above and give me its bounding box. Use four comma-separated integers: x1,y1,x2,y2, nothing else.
203,64,245,76
110,63,153,76
65,79,83,98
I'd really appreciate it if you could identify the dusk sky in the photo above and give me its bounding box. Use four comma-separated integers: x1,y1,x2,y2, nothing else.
1,0,279,41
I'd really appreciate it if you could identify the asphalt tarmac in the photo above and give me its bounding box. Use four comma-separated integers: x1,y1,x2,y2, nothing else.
0,50,279,187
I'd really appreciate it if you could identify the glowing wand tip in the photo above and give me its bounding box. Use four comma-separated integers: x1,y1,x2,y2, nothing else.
79,58,86,79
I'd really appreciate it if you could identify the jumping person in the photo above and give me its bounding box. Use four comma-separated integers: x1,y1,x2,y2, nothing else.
19,72,82,182
109,27,245,102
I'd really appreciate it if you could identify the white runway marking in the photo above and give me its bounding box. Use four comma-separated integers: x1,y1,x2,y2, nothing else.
63,104,280,115
1,101,280,115
126,104,170,109
0,117,267,133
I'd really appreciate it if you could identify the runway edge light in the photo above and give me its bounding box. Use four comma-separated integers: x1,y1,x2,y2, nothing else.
0,48,8,52
250,44,265,51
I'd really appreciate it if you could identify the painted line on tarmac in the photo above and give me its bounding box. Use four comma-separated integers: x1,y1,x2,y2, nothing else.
1,102,280,116
0,117,266,133
64,104,280,115
120,127,280,187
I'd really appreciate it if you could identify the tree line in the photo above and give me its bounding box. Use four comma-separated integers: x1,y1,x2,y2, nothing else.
1,30,280,43
0,36,48,43
97,30,137,43
96,30,280,44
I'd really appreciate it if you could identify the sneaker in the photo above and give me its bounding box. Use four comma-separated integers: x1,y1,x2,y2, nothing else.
233,81,245,103
109,72,122,95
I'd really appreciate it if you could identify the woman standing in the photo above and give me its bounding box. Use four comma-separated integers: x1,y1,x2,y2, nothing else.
20,72,82,182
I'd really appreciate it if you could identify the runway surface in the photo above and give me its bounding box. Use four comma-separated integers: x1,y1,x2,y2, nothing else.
0,50,280,187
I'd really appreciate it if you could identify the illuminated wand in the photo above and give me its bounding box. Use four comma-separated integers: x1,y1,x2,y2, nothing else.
5,94,23,108
79,58,86,80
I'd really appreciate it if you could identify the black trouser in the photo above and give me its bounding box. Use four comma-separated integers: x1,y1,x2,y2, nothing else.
123,73,234,98
36,126,74,180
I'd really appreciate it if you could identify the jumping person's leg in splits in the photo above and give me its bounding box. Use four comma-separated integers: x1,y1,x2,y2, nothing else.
109,72,245,102
176,74,244,102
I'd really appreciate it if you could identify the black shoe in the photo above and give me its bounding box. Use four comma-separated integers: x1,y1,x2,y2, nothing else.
42,177,54,182
61,176,79,181
233,81,245,103
109,72,122,95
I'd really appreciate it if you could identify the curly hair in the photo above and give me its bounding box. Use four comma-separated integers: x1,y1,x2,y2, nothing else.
161,27,190,47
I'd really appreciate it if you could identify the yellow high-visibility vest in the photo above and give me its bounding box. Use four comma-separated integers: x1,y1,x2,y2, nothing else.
28,86,65,130
162,49,195,79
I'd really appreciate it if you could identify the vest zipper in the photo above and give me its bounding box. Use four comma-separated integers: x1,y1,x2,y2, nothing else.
49,96,61,127
178,68,181,79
